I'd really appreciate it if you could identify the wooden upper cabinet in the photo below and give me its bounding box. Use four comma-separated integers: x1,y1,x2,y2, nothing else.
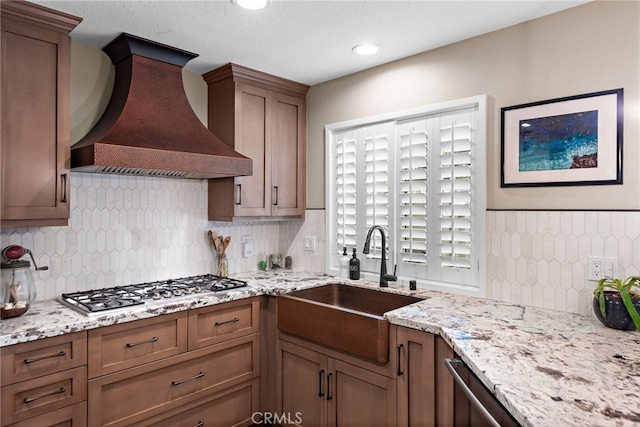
204,63,309,221
0,1,81,228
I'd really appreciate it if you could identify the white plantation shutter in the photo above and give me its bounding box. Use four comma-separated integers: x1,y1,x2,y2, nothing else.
334,129,358,254
326,97,485,293
438,111,473,284
396,117,429,279
363,125,392,260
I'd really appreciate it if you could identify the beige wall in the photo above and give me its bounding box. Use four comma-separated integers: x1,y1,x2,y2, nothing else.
306,1,640,210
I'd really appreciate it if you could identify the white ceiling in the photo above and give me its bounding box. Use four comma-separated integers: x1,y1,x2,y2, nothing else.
33,0,588,86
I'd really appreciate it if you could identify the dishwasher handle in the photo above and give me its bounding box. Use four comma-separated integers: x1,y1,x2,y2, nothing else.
445,358,501,427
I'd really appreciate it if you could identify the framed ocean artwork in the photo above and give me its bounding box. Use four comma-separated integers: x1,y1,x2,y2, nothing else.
501,89,623,187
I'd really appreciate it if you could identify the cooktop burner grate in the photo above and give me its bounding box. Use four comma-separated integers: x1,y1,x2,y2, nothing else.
59,274,247,315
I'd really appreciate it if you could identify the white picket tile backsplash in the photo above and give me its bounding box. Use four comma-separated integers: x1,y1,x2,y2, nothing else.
3,173,638,317
0,173,325,301
486,211,640,316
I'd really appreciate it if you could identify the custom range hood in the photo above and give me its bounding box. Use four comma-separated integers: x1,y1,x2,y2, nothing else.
71,33,252,179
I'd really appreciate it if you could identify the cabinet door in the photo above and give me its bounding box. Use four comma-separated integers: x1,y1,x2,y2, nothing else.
435,335,455,426
1,13,73,227
234,83,271,216
328,359,397,427
271,92,305,217
396,327,435,427
278,341,327,427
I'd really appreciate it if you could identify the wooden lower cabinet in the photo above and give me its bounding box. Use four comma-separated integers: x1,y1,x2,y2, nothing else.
434,335,455,426
6,402,86,427
88,333,259,427
396,326,435,427
137,379,259,427
278,339,396,427
395,327,455,427
1,367,87,426
0,332,88,427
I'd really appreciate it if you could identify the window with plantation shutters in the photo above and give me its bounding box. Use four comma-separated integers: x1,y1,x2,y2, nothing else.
326,96,486,295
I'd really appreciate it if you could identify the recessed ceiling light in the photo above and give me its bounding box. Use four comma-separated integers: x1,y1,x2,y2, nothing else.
352,44,380,56
232,0,271,10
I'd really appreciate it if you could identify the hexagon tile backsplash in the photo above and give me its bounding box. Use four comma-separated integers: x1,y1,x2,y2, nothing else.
2,172,639,317
0,173,326,301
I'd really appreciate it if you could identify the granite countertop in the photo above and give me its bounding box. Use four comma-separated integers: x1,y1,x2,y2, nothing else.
1,270,638,427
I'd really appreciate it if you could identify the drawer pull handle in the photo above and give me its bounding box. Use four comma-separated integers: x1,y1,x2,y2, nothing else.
318,369,325,397
126,336,158,348
171,371,205,386
214,317,239,327
236,184,242,205
24,351,66,364
327,372,333,401
194,422,204,427
24,387,66,403
273,186,278,206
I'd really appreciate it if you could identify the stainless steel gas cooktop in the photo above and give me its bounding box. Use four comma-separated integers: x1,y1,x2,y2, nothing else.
58,274,247,316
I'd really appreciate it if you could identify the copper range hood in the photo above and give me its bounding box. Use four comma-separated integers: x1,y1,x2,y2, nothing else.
71,33,252,179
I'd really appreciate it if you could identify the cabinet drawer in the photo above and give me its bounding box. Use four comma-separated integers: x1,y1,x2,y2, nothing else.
1,367,87,426
138,379,259,427
1,333,87,386
88,312,188,378
88,333,260,427
6,401,86,427
188,298,259,350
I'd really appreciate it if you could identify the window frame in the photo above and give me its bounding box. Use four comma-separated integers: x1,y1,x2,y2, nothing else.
325,95,487,297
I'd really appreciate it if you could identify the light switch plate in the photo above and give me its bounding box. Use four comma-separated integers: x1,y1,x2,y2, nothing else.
242,242,254,258
303,236,316,252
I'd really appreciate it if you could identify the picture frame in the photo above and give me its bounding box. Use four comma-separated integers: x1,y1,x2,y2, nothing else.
501,88,623,187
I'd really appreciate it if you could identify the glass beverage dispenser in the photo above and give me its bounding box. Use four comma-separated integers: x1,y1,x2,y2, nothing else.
1,245,48,319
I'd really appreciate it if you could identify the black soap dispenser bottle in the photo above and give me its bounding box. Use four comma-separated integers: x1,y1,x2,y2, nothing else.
349,248,360,280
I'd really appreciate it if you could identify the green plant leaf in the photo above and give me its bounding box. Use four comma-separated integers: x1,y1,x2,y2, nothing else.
619,287,640,332
598,290,607,318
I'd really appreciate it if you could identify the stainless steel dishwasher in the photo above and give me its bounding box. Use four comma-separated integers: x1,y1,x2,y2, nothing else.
445,359,521,427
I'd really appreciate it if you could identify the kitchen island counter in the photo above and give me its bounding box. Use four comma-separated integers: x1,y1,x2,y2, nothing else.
1,270,638,427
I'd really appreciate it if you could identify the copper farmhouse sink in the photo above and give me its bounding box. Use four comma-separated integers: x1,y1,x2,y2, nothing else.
277,284,424,363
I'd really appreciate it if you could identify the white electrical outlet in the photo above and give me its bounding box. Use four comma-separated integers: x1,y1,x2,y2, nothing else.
588,256,618,281
303,236,316,252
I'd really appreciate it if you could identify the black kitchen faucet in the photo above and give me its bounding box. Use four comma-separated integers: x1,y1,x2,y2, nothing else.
363,225,397,287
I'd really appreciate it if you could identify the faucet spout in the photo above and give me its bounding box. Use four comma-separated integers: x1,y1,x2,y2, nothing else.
363,225,396,287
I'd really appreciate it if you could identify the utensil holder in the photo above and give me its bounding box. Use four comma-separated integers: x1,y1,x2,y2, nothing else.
216,254,228,277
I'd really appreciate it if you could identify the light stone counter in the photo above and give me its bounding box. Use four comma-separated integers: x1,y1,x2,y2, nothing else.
1,270,638,427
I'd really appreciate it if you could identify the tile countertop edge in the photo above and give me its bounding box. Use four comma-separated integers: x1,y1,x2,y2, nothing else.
1,271,639,427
